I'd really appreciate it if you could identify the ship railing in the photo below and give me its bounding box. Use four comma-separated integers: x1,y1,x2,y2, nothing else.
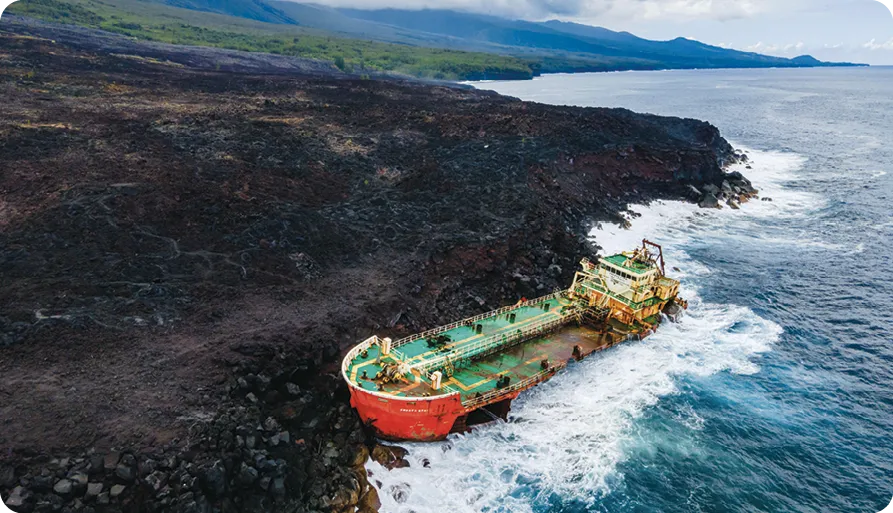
391,291,568,349
341,335,381,383
460,367,555,409
412,314,573,375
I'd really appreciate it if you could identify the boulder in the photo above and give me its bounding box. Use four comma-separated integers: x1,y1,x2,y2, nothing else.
271,477,286,497
6,486,31,509
351,445,370,468
88,455,105,475
285,383,301,396
698,193,721,209
726,170,749,183
263,417,281,433
685,185,702,200
103,452,121,471
201,460,226,498
53,478,73,496
701,183,720,195
86,482,104,499
727,198,740,210
237,463,258,487
145,471,167,492
327,485,360,511
31,474,53,492
359,486,382,511
371,444,410,470
42,494,65,510
68,472,89,495
115,463,135,482
663,302,684,322
110,484,126,498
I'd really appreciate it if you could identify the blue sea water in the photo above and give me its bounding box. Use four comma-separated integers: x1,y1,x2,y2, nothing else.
369,68,893,513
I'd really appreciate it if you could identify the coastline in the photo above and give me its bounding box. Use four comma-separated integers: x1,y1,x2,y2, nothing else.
0,23,756,513
366,145,793,512
464,62,873,85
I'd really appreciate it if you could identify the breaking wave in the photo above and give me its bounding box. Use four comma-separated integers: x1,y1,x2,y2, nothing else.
368,147,805,512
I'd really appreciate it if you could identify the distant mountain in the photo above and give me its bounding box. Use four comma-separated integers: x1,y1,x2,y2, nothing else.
334,7,863,70
791,55,824,65
12,0,864,76
268,2,459,45
159,0,296,24
540,20,643,44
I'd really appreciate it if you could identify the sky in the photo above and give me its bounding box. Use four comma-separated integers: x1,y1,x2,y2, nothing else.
311,0,893,65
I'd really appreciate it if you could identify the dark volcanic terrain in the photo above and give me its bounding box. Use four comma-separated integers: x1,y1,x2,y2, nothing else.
0,21,749,513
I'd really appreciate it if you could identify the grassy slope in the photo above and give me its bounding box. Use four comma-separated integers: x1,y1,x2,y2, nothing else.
4,0,541,79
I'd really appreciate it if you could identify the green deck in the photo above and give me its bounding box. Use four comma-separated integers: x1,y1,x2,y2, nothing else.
602,254,653,274
347,296,601,400
346,256,675,404
348,325,614,401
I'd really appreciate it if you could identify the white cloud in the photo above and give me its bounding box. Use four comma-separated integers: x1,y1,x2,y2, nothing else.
312,0,788,21
743,41,805,54
636,0,767,21
862,38,893,50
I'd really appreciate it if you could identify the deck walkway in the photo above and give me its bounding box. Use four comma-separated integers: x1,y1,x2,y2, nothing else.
346,295,614,402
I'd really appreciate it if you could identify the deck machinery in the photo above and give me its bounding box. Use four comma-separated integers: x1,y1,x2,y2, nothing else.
341,240,687,441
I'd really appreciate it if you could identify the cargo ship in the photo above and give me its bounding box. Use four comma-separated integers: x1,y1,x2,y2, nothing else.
342,240,687,441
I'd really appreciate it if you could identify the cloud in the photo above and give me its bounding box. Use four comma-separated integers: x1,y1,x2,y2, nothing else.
862,37,893,50
743,41,805,54
309,0,781,21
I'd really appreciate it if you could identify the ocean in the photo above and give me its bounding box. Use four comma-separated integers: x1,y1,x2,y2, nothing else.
368,67,893,513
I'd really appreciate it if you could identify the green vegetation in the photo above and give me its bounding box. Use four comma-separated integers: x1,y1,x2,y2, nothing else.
6,0,538,80
7,0,105,26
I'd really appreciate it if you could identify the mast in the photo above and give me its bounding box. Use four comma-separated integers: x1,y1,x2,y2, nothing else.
642,239,666,276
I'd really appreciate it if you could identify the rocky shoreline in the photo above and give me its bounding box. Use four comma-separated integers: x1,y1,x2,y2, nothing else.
1,22,751,513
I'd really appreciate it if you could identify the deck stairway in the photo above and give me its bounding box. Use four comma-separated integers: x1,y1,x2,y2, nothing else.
581,306,611,326
443,355,456,378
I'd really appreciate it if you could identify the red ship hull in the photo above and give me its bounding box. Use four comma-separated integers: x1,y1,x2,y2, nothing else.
349,386,466,441
347,367,560,441
349,386,536,441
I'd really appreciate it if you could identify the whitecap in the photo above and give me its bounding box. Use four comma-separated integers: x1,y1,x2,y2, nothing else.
370,290,779,513
368,147,789,513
